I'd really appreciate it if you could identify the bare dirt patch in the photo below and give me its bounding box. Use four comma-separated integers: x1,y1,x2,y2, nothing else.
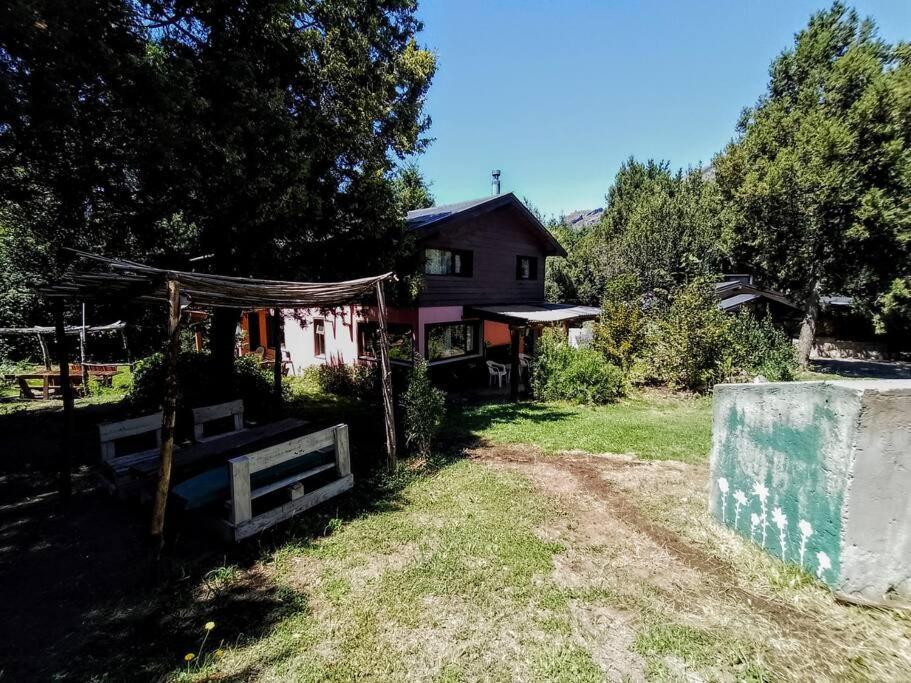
469,443,911,681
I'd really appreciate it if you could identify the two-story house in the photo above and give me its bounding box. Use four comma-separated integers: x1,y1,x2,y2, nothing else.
242,189,599,392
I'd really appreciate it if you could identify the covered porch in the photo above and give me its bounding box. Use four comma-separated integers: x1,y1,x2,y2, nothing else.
467,303,600,400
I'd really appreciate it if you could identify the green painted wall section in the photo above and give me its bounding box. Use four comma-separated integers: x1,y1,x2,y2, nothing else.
710,389,853,586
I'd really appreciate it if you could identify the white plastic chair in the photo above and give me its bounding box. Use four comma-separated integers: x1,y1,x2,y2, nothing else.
486,360,510,388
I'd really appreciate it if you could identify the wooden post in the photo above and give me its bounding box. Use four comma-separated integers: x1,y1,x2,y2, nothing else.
150,278,182,546
375,280,397,468
52,300,73,500
36,333,51,370
79,302,89,394
510,326,520,402
272,309,282,406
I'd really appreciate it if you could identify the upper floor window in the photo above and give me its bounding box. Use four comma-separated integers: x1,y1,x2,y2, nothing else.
516,256,538,280
425,248,473,277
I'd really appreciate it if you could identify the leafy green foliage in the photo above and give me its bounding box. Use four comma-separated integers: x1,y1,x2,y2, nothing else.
644,281,798,392
715,2,911,354
549,159,729,306
531,329,626,405
591,275,649,372
317,363,379,402
646,282,733,392
401,355,445,458
129,352,280,427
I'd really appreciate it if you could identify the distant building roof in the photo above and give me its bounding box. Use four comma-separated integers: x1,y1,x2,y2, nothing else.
406,192,566,257
821,295,853,307
713,280,798,312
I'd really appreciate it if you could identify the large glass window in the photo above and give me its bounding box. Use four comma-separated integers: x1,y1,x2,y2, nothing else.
358,322,414,364
426,321,480,362
424,248,473,277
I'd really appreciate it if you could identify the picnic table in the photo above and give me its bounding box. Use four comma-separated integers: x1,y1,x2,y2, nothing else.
5,371,84,400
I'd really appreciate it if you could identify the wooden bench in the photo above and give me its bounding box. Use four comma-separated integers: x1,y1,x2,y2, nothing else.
192,399,245,442
98,412,166,495
224,424,353,541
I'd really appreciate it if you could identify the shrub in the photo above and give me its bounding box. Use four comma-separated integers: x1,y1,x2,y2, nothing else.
592,275,648,372
644,280,799,391
725,311,798,382
645,280,731,392
401,355,445,458
317,363,379,402
531,328,626,404
128,351,280,427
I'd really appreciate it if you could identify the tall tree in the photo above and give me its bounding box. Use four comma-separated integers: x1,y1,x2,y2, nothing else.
550,158,728,306
141,0,436,372
393,162,435,212
0,0,180,345
715,3,911,365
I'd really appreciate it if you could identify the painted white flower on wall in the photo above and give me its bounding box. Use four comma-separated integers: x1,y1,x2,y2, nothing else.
816,551,831,580
717,477,730,522
771,507,788,560
750,513,760,543
798,520,813,569
752,481,770,547
733,490,748,528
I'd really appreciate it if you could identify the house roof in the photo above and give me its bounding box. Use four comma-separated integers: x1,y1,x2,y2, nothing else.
465,303,600,326
714,281,797,310
406,193,567,257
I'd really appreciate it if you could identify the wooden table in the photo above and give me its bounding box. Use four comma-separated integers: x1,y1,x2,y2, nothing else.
6,372,84,400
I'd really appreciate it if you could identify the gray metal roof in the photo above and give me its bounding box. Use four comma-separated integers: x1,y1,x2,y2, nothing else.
465,303,600,326
406,195,503,229
718,293,761,311
406,192,566,256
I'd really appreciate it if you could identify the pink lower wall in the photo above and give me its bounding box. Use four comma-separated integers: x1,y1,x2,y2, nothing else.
284,305,425,371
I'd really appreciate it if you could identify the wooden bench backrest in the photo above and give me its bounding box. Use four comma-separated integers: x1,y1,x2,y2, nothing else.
228,423,350,526
98,412,163,464
192,399,244,440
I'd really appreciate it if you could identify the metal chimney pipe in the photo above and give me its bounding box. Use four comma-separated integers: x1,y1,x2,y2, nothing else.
491,169,501,196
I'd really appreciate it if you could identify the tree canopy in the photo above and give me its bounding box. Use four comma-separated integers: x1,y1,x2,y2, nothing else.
714,2,911,361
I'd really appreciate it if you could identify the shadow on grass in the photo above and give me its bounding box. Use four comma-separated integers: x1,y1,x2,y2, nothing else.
0,388,477,680
439,399,575,449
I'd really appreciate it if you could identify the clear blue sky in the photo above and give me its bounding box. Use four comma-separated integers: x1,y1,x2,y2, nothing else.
413,0,911,218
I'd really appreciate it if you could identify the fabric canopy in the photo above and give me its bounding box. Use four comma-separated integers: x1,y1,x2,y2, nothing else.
44,251,394,309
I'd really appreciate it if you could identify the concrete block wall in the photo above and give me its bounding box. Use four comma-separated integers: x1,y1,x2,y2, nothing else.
709,380,911,606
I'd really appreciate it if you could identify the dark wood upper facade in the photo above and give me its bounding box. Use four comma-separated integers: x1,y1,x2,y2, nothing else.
414,201,563,307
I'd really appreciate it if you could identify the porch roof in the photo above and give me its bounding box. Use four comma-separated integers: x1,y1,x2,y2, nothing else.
465,303,600,326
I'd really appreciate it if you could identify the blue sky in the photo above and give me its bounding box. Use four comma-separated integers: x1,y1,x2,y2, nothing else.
413,0,911,218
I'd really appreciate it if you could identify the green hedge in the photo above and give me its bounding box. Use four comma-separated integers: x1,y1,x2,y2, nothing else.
531,329,626,404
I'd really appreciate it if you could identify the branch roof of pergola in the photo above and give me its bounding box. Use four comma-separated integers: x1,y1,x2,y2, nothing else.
0,321,126,336
43,251,395,309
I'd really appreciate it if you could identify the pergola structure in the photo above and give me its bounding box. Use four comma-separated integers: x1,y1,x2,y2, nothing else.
46,251,397,543
0,320,125,370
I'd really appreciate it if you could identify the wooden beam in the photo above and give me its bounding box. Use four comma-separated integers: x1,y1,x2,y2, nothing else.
36,332,50,370
52,300,73,500
375,281,397,468
510,326,521,402
149,278,182,547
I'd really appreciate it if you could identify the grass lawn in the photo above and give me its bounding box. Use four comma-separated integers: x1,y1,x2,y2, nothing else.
447,391,713,464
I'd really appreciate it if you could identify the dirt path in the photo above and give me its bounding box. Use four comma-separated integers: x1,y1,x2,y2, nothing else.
470,444,911,681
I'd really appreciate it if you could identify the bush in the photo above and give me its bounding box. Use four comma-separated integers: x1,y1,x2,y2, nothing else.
128,352,280,428
645,281,731,392
531,329,626,404
643,280,799,392
725,311,798,382
317,363,379,402
592,275,648,372
401,355,445,457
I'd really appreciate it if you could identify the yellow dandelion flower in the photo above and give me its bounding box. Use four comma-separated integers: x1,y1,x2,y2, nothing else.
204,621,216,631
184,653,195,662
215,649,225,657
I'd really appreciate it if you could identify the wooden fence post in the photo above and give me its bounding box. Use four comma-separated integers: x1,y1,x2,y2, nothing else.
509,326,520,402
272,309,282,407
375,281,397,468
52,300,73,500
150,278,182,547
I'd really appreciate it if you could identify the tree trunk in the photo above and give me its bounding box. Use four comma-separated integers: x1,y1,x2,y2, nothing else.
149,279,182,549
797,282,821,369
